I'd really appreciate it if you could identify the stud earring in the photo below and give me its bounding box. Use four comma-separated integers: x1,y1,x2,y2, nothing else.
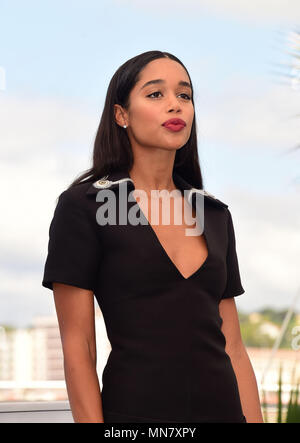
123,125,127,128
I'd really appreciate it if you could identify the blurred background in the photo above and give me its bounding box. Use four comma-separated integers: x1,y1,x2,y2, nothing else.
0,0,300,423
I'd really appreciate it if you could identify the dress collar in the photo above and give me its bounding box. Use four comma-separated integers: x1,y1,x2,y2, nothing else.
86,170,228,209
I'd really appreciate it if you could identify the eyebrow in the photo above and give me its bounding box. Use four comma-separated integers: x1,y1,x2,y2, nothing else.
140,79,192,91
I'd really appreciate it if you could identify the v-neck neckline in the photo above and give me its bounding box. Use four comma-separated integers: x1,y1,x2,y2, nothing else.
149,221,210,281
132,191,210,281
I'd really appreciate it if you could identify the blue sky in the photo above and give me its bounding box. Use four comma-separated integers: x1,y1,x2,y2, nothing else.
0,0,300,326
0,0,289,100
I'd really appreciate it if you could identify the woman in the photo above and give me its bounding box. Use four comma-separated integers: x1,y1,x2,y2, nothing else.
42,50,263,423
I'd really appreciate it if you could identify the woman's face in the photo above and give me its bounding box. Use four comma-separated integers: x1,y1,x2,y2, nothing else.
117,58,194,152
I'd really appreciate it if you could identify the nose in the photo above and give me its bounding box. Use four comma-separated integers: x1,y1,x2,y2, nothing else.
166,93,182,113
167,102,182,113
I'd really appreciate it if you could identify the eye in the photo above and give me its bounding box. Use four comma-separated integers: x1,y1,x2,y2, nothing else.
147,91,191,100
147,91,162,98
180,93,191,100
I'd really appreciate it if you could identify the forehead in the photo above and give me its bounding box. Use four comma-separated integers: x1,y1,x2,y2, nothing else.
136,58,190,88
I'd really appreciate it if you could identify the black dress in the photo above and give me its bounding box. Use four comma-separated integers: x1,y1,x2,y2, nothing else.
42,170,247,423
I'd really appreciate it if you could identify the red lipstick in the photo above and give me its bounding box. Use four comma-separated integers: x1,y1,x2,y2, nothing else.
162,118,186,132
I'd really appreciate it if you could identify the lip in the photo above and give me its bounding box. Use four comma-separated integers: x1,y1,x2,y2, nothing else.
162,118,186,133
162,118,186,127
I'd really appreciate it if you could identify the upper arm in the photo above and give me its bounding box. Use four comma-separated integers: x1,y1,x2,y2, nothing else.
53,282,97,362
219,297,244,357
42,189,101,361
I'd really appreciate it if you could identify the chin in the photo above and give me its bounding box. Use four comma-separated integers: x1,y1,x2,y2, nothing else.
165,140,187,150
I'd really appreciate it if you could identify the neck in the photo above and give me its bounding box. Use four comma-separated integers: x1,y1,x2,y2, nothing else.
128,165,178,196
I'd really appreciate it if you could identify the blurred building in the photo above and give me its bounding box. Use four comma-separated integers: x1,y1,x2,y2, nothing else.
31,316,64,381
247,347,300,405
0,311,299,407
0,308,111,401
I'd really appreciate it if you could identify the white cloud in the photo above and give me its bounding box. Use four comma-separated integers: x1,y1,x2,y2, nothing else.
2,184,299,326
0,94,100,327
222,186,300,312
0,89,299,327
0,269,56,328
195,78,300,152
117,0,300,25
0,93,98,161
0,94,99,278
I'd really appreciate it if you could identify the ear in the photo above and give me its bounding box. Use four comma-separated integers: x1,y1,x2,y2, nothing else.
114,104,128,128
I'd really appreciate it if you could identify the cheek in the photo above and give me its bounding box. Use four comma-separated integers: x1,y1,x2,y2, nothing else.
131,102,159,127
188,105,194,124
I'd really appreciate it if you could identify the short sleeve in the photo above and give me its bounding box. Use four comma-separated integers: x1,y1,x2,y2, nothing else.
42,189,101,292
221,209,245,299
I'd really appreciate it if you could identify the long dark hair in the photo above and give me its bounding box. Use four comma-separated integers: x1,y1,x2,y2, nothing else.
67,50,204,190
